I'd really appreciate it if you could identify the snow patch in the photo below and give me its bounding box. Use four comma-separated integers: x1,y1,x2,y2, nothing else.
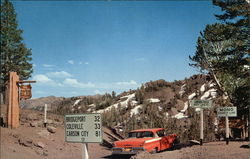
172,112,188,119
200,88,217,100
179,84,186,96
73,99,81,107
130,105,142,117
188,93,196,100
200,84,206,93
88,104,96,107
209,83,216,88
180,102,188,113
96,93,135,113
131,100,138,106
244,65,250,69
165,112,169,117
158,106,163,111
148,98,160,103
210,91,218,98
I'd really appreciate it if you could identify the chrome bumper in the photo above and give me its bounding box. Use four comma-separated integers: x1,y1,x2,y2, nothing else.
112,147,145,155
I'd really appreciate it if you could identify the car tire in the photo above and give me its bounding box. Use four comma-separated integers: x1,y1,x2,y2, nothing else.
151,148,158,154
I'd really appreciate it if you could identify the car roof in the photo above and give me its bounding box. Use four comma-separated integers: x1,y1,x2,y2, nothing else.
130,128,164,133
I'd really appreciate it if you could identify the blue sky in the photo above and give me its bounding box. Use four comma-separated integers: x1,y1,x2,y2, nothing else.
12,1,220,98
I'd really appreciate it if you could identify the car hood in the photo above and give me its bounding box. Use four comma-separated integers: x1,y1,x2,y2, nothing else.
114,138,156,147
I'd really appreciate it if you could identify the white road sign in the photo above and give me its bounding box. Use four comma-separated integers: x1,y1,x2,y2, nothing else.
65,114,102,143
217,107,237,117
190,100,212,108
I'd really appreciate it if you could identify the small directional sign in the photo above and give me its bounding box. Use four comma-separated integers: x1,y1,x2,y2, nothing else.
217,107,237,117
190,100,212,109
65,114,102,143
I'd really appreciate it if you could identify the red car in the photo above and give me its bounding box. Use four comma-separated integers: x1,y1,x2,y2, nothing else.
112,128,177,155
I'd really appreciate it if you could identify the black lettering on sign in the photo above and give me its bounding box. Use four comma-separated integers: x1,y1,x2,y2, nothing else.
94,116,100,122
95,131,101,137
95,123,101,129
66,116,86,122
67,131,80,136
81,131,89,137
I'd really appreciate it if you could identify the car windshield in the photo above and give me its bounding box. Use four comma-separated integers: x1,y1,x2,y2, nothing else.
128,131,154,138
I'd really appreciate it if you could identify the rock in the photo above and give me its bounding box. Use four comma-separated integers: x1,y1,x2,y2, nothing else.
11,133,20,139
35,149,43,155
34,141,45,149
43,150,48,156
19,138,33,147
47,126,56,133
30,121,38,127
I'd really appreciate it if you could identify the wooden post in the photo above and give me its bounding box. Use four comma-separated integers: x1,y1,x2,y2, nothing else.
83,143,89,159
200,108,203,146
7,72,20,128
44,104,47,127
225,115,229,145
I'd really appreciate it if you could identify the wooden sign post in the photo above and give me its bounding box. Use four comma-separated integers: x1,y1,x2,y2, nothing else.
6,72,35,128
190,100,212,146
7,72,20,128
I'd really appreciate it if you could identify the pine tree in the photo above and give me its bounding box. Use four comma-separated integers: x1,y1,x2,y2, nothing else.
189,0,249,117
0,0,33,93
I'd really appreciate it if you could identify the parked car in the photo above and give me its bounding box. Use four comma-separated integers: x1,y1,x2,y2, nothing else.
112,128,177,155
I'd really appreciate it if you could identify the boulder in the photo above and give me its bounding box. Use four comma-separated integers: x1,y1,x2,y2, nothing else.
19,138,33,147
30,121,38,127
43,150,48,156
34,141,45,149
47,126,56,133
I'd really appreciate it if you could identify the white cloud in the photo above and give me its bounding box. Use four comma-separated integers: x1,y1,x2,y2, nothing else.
79,61,89,65
33,74,62,87
63,78,95,88
94,90,103,94
116,80,137,86
47,71,72,78
33,74,53,83
68,60,74,65
43,64,54,67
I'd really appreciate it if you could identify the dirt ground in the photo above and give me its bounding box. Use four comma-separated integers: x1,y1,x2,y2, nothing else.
0,108,113,159
0,108,249,159
133,141,250,159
